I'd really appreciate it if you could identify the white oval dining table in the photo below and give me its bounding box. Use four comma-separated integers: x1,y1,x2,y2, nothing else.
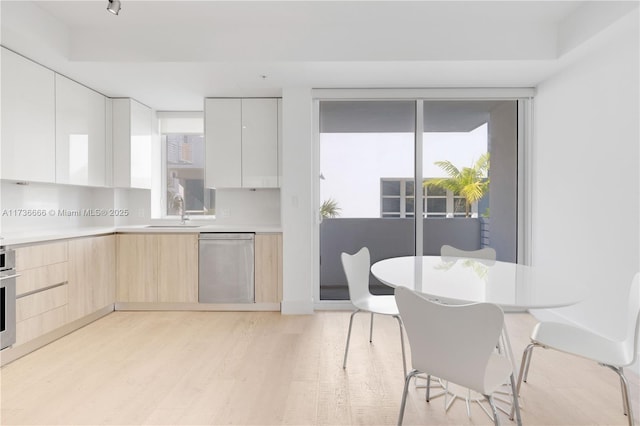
371,255,585,310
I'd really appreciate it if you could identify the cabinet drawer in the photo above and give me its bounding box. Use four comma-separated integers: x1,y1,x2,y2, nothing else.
15,306,68,346
16,262,68,297
16,241,68,270
16,284,68,322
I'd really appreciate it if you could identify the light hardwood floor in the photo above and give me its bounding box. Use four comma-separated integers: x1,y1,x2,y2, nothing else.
1,311,638,425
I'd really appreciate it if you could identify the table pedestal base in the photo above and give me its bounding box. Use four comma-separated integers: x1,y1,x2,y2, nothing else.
414,375,518,421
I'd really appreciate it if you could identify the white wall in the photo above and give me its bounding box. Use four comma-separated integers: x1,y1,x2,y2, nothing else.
531,12,639,369
281,88,315,314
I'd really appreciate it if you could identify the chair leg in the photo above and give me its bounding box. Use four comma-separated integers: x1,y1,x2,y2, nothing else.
398,370,420,426
603,364,634,426
369,312,374,342
509,373,523,426
393,315,408,378
426,374,431,401
343,309,360,369
484,394,501,426
619,373,629,416
517,343,537,393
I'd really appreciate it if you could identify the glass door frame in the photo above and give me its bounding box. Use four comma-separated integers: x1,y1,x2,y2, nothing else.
312,88,534,310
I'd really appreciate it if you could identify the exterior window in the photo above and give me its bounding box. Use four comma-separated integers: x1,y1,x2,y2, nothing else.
425,185,447,217
380,177,480,218
160,113,214,217
380,178,415,218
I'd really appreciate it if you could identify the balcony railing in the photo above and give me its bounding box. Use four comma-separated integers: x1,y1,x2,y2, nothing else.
320,217,483,300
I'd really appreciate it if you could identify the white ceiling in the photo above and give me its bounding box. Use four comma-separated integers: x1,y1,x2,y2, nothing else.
1,1,636,110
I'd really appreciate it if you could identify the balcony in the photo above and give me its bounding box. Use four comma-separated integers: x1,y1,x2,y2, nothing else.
320,217,485,300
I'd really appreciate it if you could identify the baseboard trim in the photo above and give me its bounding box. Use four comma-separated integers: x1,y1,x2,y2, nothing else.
281,299,314,315
0,305,114,367
114,302,281,312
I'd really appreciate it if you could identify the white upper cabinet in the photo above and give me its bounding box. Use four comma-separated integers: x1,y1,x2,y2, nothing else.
205,98,242,188
241,98,279,188
55,74,107,186
112,98,152,189
205,98,280,189
1,48,56,183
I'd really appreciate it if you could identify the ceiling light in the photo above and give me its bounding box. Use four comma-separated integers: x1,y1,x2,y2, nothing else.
107,0,121,15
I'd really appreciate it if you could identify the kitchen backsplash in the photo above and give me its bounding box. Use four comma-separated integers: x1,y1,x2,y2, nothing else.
213,188,281,226
0,181,281,234
114,188,151,226
0,181,149,233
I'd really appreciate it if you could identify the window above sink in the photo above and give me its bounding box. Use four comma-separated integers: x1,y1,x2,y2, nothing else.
158,112,215,219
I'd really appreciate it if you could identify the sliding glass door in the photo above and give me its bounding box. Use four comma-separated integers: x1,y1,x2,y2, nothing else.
421,100,517,261
319,101,415,300
318,98,519,301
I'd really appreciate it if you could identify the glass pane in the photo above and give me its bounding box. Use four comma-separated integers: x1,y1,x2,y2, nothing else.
382,180,401,196
406,198,415,213
406,181,415,196
425,185,446,196
453,198,466,213
422,101,490,254
427,198,446,213
422,100,517,261
382,198,400,213
165,132,214,216
320,100,416,300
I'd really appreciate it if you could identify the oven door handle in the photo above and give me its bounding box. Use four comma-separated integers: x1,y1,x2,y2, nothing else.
0,273,20,281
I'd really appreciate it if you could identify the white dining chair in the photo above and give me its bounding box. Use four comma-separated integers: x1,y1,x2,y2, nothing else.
341,247,407,378
441,244,497,261
517,272,640,426
395,286,522,426
426,243,499,412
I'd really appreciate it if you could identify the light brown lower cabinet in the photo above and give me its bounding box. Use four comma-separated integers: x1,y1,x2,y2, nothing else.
11,231,277,350
12,235,116,349
68,235,116,321
14,241,69,346
116,233,198,303
116,234,158,302
157,234,198,303
254,233,283,304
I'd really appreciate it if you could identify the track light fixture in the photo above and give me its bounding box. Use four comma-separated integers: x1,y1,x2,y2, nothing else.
107,0,121,15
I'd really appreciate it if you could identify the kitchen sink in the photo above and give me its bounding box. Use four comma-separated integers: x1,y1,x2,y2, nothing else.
145,225,202,228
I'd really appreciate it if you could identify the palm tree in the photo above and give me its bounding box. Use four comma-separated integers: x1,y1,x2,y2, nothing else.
423,153,489,217
320,198,342,219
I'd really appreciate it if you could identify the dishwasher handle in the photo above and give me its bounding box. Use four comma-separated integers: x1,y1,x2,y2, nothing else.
199,233,255,240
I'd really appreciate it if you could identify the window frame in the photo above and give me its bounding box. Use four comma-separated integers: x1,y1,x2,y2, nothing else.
311,90,534,309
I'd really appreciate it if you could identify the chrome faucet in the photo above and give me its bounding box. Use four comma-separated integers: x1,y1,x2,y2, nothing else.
173,193,189,224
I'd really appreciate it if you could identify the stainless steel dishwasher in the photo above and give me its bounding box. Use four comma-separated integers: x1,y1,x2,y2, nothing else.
198,233,255,303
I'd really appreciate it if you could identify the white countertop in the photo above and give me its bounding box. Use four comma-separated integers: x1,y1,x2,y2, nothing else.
1,224,282,246
118,224,282,234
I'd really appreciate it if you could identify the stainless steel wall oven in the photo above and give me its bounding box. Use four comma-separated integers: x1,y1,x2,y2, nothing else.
0,246,17,350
